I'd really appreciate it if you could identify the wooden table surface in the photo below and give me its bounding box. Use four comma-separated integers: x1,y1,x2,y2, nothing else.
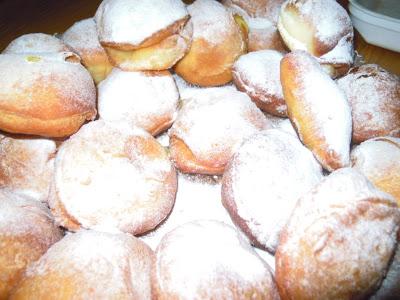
0,0,399,75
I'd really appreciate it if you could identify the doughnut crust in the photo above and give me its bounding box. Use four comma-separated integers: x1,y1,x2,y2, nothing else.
280,50,351,171
2,33,71,54
10,230,154,299
275,168,400,300
0,190,63,299
222,0,285,23
49,120,177,235
0,53,96,137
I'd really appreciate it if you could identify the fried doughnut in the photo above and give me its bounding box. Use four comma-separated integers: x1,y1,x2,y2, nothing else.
62,18,113,84
169,86,269,175
0,133,56,202
0,190,63,299
2,33,71,54
10,230,154,299
49,120,177,235
351,137,400,207
337,64,400,144
232,50,286,116
174,0,247,87
281,50,351,171
0,52,96,137
278,0,354,77
98,68,179,136
95,0,191,71
222,129,323,252
152,220,279,299
275,168,400,300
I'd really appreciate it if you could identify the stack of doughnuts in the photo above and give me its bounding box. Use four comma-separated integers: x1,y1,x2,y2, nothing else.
0,0,399,298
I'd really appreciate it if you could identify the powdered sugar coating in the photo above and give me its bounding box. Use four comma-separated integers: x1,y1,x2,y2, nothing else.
276,168,400,299
12,230,154,299
49,120,177,234
98,69,179,135
0,133,56,202
222,129,323,252
2,33,70,54
337,64,400,143
95,0,188,46
154,220,279,299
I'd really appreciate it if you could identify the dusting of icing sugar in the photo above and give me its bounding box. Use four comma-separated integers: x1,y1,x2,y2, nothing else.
248,17,274,29
98,68,179,135
2,33,70,54
173,73,203,101
223,129,323,252
318,33,354,65
95,0,188,46
266,114,297,137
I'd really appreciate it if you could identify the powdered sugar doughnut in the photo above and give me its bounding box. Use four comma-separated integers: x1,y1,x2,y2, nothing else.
247,18,286,52
0,190,63,299
169,86,269,175
62,18,113,84
0,133,56,202
351,137,400,207
174,0,247,86
275,168,400,300
222,129,323,252
337,64,400,144
281,50,352,171
11,230,154,299
152,220,279,299
98,69,179,136
233,50,286,116
49,120,177,234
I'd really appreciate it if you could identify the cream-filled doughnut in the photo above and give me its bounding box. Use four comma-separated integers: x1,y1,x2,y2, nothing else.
98,68,179,136
0,133,56,202
49,120,177,234
351,137,400,207
10,230,154,299
222,129,323,252
174,0,247,87
62,18,113,84
281,50,351,171
232,50,286,116
95,0,191,71
337,64,400,144
0,52,96,137
152,220,279,299
275,168,400,300
0,190,63,299
169,86,269,175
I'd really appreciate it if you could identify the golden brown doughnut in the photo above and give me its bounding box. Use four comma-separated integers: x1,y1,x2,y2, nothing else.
0,190,63,299
275,168,400,300
337,64,400,144
152,220,279,299
62,18,113,84
0,52,96,138
280,50,351,171
95,0,191,71
49,120,177,235
10,230,154,299
174,0,247,87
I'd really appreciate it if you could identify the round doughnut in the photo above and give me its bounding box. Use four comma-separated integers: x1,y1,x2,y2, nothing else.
0,52,96,137
62,18,113,84
277,0,354,78
2,33,71,55
275,168,400,300
152,220,279,299
0,190,63,299
0,133,56,202
98,68,179,136
174,0,247,87
337,64,400,144
95,0,191,71
10,230,154,299
169,86,269,175
222,129,323,252
280,50,351,171
49,120,177,235
351,137,400,207
232,50,286,116
247,18,286,52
